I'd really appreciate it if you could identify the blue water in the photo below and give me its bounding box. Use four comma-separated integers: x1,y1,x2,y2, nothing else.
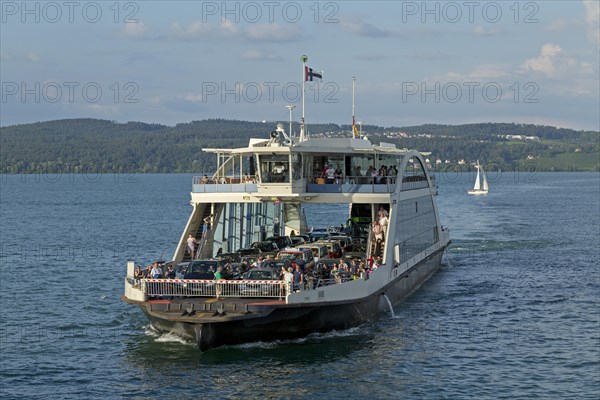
1,172,598,399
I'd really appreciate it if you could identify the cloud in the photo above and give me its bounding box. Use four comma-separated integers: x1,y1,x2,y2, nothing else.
169,21,301,43
122,21,148,37
520,43,563,76
240,49,283,61
341,19,392,38
425,64,512,83
519,43,598,95
582,0,600,47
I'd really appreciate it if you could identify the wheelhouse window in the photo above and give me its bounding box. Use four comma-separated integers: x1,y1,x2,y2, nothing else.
259,154,290,183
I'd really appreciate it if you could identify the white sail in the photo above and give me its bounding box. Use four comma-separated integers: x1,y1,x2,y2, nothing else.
473,167,481,190
481,167,489,192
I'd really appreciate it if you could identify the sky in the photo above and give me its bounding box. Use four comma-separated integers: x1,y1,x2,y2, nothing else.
1,0,599,130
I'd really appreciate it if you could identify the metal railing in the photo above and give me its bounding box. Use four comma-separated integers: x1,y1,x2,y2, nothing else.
141,278,290,298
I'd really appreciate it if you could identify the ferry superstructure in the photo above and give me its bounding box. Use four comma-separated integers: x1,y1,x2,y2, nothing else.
122,124,450,350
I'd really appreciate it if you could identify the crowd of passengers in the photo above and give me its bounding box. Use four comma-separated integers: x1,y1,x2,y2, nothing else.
133,253,386,292
315,163,398,184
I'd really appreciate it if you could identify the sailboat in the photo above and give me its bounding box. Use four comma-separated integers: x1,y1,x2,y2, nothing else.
468,160,489,195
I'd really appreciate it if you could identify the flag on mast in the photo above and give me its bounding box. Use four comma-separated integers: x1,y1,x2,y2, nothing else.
304,66,322,81
352,115,359,137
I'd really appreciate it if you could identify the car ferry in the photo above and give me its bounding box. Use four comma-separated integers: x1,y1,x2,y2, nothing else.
122,122,450,350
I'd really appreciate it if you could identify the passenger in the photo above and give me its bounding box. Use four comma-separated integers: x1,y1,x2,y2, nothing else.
134,265,143,280
201,175,209,184
331,263,339,283
187,234,198,259
214,266,223,300
339,258,349,275
373,257,381,270
243,172,251,183
150,262,163,279
320,165,328,178
350,259,359,276
379,165,388,184
377,206,389,220
283,267,294,292
202,215,213,238
354,165,362,182
379,212,389,239
325,164,336,184
372,221,383,242
165,264,175,279
374,238,383,257
142,265,152,278
251,256,265,269
334,165,343,183
293,265,304,291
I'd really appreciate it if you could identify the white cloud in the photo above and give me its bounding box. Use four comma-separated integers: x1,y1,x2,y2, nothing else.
582,0,600,47
123,21,148,37
520,43,563,77
519,43,598,95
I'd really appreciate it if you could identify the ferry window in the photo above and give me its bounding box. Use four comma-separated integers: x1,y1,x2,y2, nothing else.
259,155,290,183
350,155,374,182
291,154,302,180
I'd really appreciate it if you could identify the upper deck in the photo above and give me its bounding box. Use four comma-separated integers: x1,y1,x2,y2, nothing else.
191,131,433,203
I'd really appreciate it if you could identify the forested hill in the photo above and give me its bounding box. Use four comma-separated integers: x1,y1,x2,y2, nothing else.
1,118,598,173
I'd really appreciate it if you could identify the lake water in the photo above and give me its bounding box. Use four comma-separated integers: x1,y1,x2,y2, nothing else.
1,172,598,399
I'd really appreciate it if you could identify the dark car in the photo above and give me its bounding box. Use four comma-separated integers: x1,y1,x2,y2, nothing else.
266,235,293,250
215,252,241,263
290,235,307,246
242,267,281,280
276,249,315,270
260,259,292,276
251,241,279,254
182,260,218,280
308,231,329,242
237,247,262,257
240,267,283,297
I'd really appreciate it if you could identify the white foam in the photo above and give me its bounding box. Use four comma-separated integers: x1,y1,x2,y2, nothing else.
155,332,194,345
